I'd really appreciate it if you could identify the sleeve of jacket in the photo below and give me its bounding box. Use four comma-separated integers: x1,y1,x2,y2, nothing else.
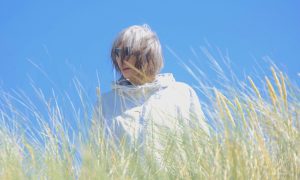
188,87,210,136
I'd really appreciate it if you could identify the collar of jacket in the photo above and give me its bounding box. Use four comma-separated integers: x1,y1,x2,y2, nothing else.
111,73,175,98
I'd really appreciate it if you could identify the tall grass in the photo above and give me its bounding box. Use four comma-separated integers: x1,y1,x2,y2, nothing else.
0,49,299,179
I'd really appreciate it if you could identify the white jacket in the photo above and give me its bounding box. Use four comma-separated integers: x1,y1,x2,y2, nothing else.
95,73,209,147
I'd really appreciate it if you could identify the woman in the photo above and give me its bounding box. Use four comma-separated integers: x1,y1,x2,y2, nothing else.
94,24,209,149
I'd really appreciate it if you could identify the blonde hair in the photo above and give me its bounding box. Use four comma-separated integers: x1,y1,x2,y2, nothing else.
111,24,164,77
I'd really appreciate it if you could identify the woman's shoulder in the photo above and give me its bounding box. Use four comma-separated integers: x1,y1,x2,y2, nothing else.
172,81,192,88
169,81,195,93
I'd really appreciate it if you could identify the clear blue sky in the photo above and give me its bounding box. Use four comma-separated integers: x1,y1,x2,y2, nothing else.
1,0,299,101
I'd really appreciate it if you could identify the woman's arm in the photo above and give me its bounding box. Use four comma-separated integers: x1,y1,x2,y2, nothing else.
188,87,210,136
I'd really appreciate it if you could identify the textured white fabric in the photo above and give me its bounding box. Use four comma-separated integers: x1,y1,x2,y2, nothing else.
96,73,209,146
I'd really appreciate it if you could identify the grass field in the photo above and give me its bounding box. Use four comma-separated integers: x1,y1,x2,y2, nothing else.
0,52,299,179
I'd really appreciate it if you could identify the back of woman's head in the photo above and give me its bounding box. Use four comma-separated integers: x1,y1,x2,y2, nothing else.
111,24,164,77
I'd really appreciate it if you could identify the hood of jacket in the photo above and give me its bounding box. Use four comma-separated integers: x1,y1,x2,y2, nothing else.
111,73,175,99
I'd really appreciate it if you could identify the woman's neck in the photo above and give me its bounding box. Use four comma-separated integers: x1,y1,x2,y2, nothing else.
129,75,155,85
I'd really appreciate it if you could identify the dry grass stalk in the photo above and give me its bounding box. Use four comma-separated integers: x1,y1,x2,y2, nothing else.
265,76,278,109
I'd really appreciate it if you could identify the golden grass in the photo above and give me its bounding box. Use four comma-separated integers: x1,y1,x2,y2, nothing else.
0,63,299,179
